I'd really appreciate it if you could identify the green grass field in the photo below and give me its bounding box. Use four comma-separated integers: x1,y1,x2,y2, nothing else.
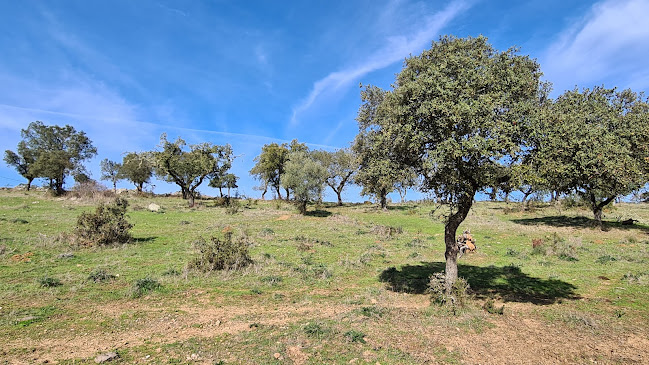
1,189,649,364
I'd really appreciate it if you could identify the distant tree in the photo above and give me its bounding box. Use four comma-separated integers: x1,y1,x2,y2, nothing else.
313,148,357,206
16,121,97,195
250,143,288,200
281,151,327,214
394,167,418,203
360,36,543,295
100,159,122,192
531,86,649,227
120,152,153,193
4,141,37,190
153,134,233,207
209,173,238,197
353,85,403,210
250,139,307,200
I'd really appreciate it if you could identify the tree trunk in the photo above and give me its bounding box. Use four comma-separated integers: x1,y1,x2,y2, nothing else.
336,190,343,206
275,186,282,200
285,188,290,201
590,194,615,229
261,186,267,200
219,187,224,198
443,192,474,296
113,182,117,193
299,200,307,214
136,182,143,193
26,178,33,191
188,193,195,207
379,188,387,210
521,188,532,209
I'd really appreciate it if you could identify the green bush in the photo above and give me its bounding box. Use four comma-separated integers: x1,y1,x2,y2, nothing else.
343,330,366,343
427,272,471,310
75,197,133,246
132,277,161,298
88,269,116,283
188,233,252,272
39,276,62,288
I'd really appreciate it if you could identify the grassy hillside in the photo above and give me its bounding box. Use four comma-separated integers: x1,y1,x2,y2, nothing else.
1,189,649,364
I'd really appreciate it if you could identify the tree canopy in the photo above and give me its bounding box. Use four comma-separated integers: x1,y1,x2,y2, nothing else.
281,150,327,214
4,141,38,190
120,152,153,193
100,159,122,192
530,86,649,226
313,148,357,206
8,121,97,195
153,134,233,207
250,139,307,200
358,36,543,294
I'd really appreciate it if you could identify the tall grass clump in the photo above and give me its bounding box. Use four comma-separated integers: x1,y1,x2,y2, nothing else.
427,272,472,312
75,197,133,246
188,232,252,272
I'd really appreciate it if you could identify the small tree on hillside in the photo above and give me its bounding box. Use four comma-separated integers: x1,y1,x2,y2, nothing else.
353,86,403,210
209,173,238,197
281,151,327,214
120,152,153,193
250,139,307,200
361,36,543,295
4,141,38,190
153,134,233,207
530,86,649,227
13,121,97,195
100,159,122,192
313,148,357,206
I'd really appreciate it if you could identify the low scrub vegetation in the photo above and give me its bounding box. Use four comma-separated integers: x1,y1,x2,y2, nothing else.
188,232,252,272
74,197,133,246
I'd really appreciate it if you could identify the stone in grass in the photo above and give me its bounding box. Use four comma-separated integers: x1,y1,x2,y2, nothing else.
94,352,119,363
147,203,161,212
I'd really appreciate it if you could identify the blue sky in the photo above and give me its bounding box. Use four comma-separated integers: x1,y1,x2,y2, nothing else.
1,0,648,202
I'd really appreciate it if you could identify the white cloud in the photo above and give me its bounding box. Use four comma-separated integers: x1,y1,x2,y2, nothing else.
543,0,649,93
289,0,470,126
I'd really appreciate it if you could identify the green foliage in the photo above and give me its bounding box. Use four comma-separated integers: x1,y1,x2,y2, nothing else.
209,172,238,197
303,322,329,338
312,148,358,205
355,36,543,292
250,139,306,200
531,87,649,226
281,150,327,214
75,197,133,246
427,272,472,309
87,269,117,283
100,159,122,192
4,141,38,190
343,330,366,343
39,276,63,288
188,233,252,272
595,255,617,264
132,277,161,298
153,134,233,206
13,121,97,195
120,152,153,192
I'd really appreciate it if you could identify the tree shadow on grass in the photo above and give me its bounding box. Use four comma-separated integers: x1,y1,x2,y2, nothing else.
512,215,649,233
305,209,332,217
379,262,579,305
132,236,157,243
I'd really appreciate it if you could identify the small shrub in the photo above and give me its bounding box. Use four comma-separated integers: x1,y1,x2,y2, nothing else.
225,199,241,215
87,269,116,283
162,268,181,276
595,255,617,264
427,272,471,310
11,218,28,224
260,275,283,286
406,238,427,248
622,272,649,284
259,228,275,237
370,225,402,239
483,299,505,315
188,233,252,272
303,322,328,338
357,306,384,318
505,248,519,257
39,276,62,288
343,330,366,343
75,198,133,246
132,277,161,298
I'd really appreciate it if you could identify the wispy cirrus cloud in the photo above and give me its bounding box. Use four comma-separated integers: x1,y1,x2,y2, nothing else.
542,0,649,93
289,0,471,126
